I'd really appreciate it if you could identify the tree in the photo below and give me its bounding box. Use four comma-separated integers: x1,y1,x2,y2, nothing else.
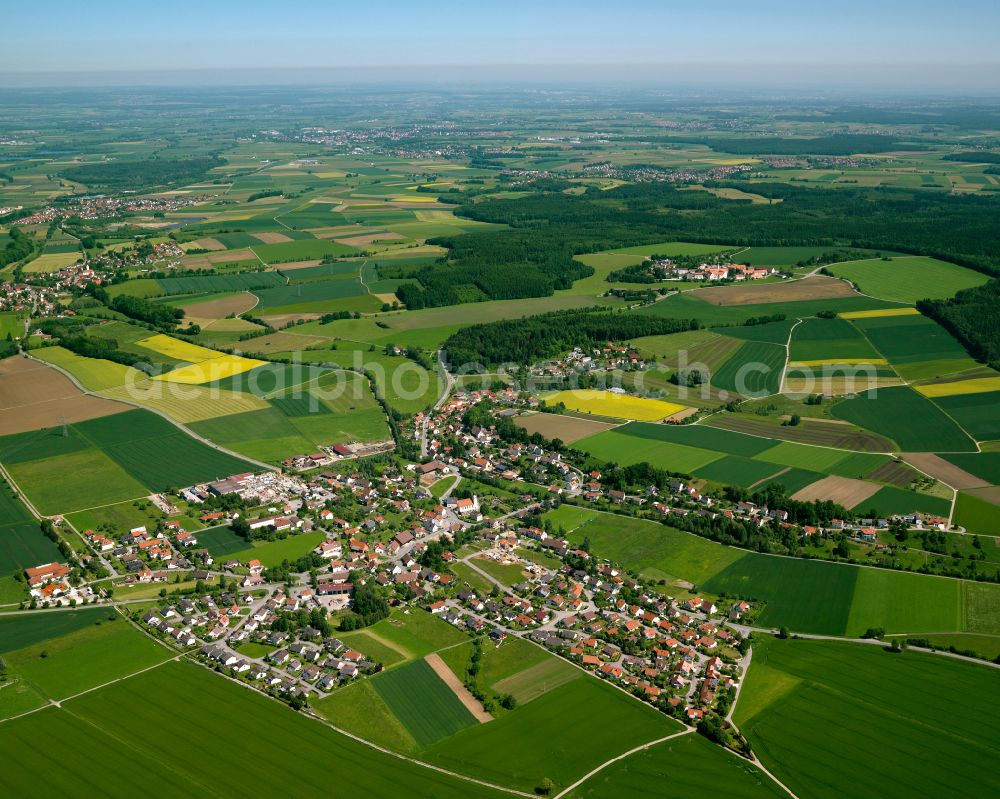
535,778,555,796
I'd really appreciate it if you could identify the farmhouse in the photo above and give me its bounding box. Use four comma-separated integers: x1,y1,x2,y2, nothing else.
25,562,71,587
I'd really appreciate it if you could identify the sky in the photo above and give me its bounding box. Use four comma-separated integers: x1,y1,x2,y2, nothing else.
3,0,1000,89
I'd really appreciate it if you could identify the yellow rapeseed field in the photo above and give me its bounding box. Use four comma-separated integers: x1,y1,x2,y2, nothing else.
138,334,221,363
839,307,920,320
154,354,267,385
544,389,686,422
916,376,1000,398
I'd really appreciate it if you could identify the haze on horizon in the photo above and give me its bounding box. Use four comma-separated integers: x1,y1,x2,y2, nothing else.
3,0,999,91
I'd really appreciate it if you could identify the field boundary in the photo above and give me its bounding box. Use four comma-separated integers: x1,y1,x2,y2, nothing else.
425,652,493,723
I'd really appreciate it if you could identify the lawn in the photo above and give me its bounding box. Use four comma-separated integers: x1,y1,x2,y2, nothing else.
226,531,326,568
832,385,976,452
423,676,681,792
734,636,1000,799
0,660,505,798
567,732,788,799
829,256,989,303
371,659,479,748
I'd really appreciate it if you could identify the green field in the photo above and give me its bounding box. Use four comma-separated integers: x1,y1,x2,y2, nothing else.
196,525,248,556
371,659,479,748
734,636,1000,799
226,531,326,567
788,317,882,361
567,732,787,799
0,608,113,653
829,256,989,303
711,340,786,396
953,491,1000,534
0,616,172,718
0,660,505,798
832,386,976,452
0,478,59,576
932,390,1000,442
423,676,681,792
941,452,1000,483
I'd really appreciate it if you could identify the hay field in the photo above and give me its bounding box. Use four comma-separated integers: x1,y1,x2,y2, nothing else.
544,389,686,422
22,252,80,273
31,347,137,392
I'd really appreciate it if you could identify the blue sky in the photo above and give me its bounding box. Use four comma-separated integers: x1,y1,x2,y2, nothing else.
3,0,999,87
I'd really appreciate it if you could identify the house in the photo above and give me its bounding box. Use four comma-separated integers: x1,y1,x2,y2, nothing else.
25,562,71,588
314,539,343,559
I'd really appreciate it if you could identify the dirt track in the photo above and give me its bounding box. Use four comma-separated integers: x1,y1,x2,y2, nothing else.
424,653,493,723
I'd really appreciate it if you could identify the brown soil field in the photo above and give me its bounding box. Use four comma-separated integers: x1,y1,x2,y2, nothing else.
374,293,399,304
695,275,859,306
967,486,1000,507
792,475,882,508
900,453,991,490
424,653,492,723
252,232,292,244
180,291,257,320
708,414,892,452
514,411,618,444
258,312,323,327
335,232,405,247
0,357,130,435
666,406,700,422
208,248,256,264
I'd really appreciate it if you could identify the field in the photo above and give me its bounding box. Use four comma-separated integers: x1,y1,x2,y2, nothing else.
423,676,681,792
567,733,787,799
513,411,618,444
953,491,1000,534
0,615,172,718
694,275,859,306
0,356,130,436
789,475,881,507
828,256,989,303
543,389,686,421
225,531,325,567
371,659,480,748
0,660,505,798
0,476,59,577
549,507,998,636
0,409,255,514
832,386,976,452
788,316,881,362
710,341,786,396
734,636,1000,799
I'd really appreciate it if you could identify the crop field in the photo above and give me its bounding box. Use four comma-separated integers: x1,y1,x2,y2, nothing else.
734,637,999,799
916,375,1000,398
953,491,1000,534
0,617,172,718
829,255,989,303
370,659,479,748
710,341,786,396
788,317,881,361
513,411,618,444
0,478,59,576
608,241,733,257
153,271,286,296
839,307,921,320
154,353,267,384
790,475,881,507
194,525,248,555
423,676,681,792
694,455,784,487
833,386,976,451
718,319,797,344
567,733,787,799
708,415,893,453
136,334,220,363
99,381,269,424
0,356,130,436
543,389,687,421
0,660,503,799
694,275,859,306
929,391,1000,442
31,346,138,391
941,452,1000,484
848,314,973,380
1,409,255,514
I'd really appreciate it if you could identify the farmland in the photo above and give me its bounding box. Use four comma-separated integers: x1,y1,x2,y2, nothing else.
734,636,1000,799
828,256,989,303
513,411,618,444
544,389,686,421
0,660,506,799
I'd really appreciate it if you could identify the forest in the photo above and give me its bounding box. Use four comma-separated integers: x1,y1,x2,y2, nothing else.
442,308,696,366
60,156,225,191
918,280,1000,369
